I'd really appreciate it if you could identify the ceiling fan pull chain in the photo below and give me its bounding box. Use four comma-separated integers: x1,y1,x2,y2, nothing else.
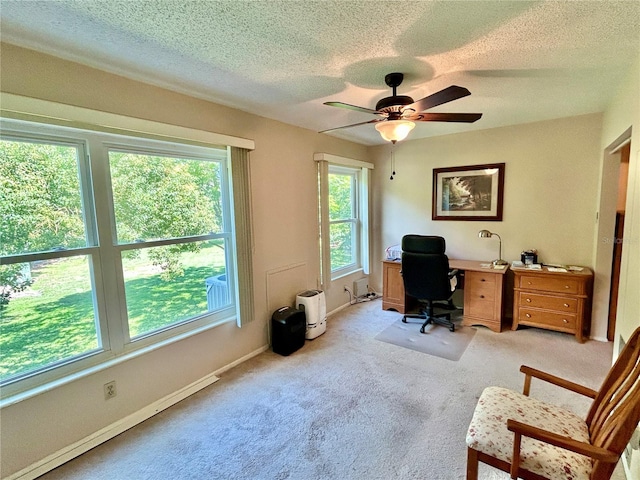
390,145,396,180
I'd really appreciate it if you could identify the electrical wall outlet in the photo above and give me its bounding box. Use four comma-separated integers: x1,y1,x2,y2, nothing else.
104,381,117,400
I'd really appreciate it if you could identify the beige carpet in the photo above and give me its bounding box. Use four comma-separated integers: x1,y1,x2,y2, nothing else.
37,299,624,480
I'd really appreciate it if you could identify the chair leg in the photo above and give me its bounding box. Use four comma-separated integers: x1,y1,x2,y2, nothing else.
419,301,456,332
420,302,434,333
466,447,479,480
420,317,432,333
402,313,426,324
432,313,455,332
405,301,456,332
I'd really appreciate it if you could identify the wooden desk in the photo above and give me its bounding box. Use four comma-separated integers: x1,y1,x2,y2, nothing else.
382,259,508,332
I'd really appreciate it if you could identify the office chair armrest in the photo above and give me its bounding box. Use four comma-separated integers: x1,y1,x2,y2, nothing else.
519,365,598,398
448,268,458,279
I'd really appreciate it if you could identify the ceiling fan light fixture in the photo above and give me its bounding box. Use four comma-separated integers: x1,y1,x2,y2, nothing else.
375,120,415,143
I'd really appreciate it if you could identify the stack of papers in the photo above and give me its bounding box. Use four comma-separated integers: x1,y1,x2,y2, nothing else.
548,267,568,272
511,261,542,270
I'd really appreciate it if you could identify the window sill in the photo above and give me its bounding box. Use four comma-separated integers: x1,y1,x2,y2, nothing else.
0,313,236,409
331,267,364,282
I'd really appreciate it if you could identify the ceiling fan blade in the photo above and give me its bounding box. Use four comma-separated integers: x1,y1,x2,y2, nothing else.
319,119,384,133
323,101,383,116
407,112,483,123
404,85,472,113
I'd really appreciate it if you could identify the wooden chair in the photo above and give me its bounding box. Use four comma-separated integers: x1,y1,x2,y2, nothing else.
466,326,640,480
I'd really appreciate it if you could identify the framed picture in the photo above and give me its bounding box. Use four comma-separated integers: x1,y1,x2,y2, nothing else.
432,163,505,221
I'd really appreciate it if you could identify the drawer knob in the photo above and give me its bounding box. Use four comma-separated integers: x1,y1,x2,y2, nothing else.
527,281,532,285
564,303,570,308
480,295,485,299
563,319,568,323
526,298,531,303
565,285,570,289
481,278,486,282
525,313,531,318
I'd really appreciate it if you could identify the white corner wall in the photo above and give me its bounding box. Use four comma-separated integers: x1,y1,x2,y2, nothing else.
600,54,640,347
599,44,640,480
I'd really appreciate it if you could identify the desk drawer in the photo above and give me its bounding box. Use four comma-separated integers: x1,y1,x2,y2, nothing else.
517,275,580,294
467,296,496,319
518,308,577,331
466,271,497,320
517,292,578,313
466,271,496,287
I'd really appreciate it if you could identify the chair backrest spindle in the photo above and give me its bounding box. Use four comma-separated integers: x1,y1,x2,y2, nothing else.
587,327,640,479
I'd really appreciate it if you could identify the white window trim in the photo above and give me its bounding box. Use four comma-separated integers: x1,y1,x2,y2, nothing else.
0,95,255,403
314,153,373,289
0,93,255,151
328,166,360,277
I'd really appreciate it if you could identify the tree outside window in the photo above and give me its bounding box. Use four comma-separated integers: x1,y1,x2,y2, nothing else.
0,124,234,388
328,167,359,275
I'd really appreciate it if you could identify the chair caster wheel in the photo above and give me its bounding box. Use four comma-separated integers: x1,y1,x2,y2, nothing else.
420,326,426,333
450,325,455,332
402,317,407,323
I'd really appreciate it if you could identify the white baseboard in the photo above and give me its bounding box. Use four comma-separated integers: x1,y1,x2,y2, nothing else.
327,301,351,317
6,345,280,480
213,345,269,376
6,348,271,480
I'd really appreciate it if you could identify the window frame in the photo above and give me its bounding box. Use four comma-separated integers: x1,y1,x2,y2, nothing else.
328,165,361,278
315,153,373,289
0,118,239,400
102,138,236,347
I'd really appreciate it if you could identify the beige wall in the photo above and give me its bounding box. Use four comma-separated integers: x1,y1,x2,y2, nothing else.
0,43,369,478
369,113,604,327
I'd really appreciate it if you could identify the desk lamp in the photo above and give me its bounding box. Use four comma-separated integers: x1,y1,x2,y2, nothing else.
478,230,508,266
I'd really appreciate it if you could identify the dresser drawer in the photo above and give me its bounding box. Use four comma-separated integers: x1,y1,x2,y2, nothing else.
517,292,578,313
518,308,577,331
517,275,580,295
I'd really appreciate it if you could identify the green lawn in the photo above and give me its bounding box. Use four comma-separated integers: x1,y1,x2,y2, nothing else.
0,244,226,382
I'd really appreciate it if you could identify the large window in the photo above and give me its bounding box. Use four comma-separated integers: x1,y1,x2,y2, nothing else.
0,119,236,395
316,154,372,286
328,166,360,275
108,147,233,339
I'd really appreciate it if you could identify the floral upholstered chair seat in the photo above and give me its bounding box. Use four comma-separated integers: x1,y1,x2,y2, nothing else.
465,327,640,480
466,386,592,480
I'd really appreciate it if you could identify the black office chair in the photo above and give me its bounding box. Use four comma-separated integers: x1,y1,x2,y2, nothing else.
401,234,458,333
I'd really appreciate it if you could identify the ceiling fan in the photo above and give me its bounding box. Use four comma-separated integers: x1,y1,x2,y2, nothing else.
321,72,482,143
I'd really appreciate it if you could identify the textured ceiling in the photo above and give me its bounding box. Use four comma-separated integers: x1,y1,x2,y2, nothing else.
1,0,639,145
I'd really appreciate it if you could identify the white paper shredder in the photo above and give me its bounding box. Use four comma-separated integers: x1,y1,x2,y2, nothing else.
296,289,327,340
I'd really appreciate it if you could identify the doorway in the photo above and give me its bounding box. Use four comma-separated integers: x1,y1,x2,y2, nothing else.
607,141,631,341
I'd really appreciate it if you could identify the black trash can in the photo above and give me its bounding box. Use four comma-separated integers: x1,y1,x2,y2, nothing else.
271,306,306,356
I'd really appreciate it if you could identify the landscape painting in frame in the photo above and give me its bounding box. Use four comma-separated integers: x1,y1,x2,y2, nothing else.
432,163,505,221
